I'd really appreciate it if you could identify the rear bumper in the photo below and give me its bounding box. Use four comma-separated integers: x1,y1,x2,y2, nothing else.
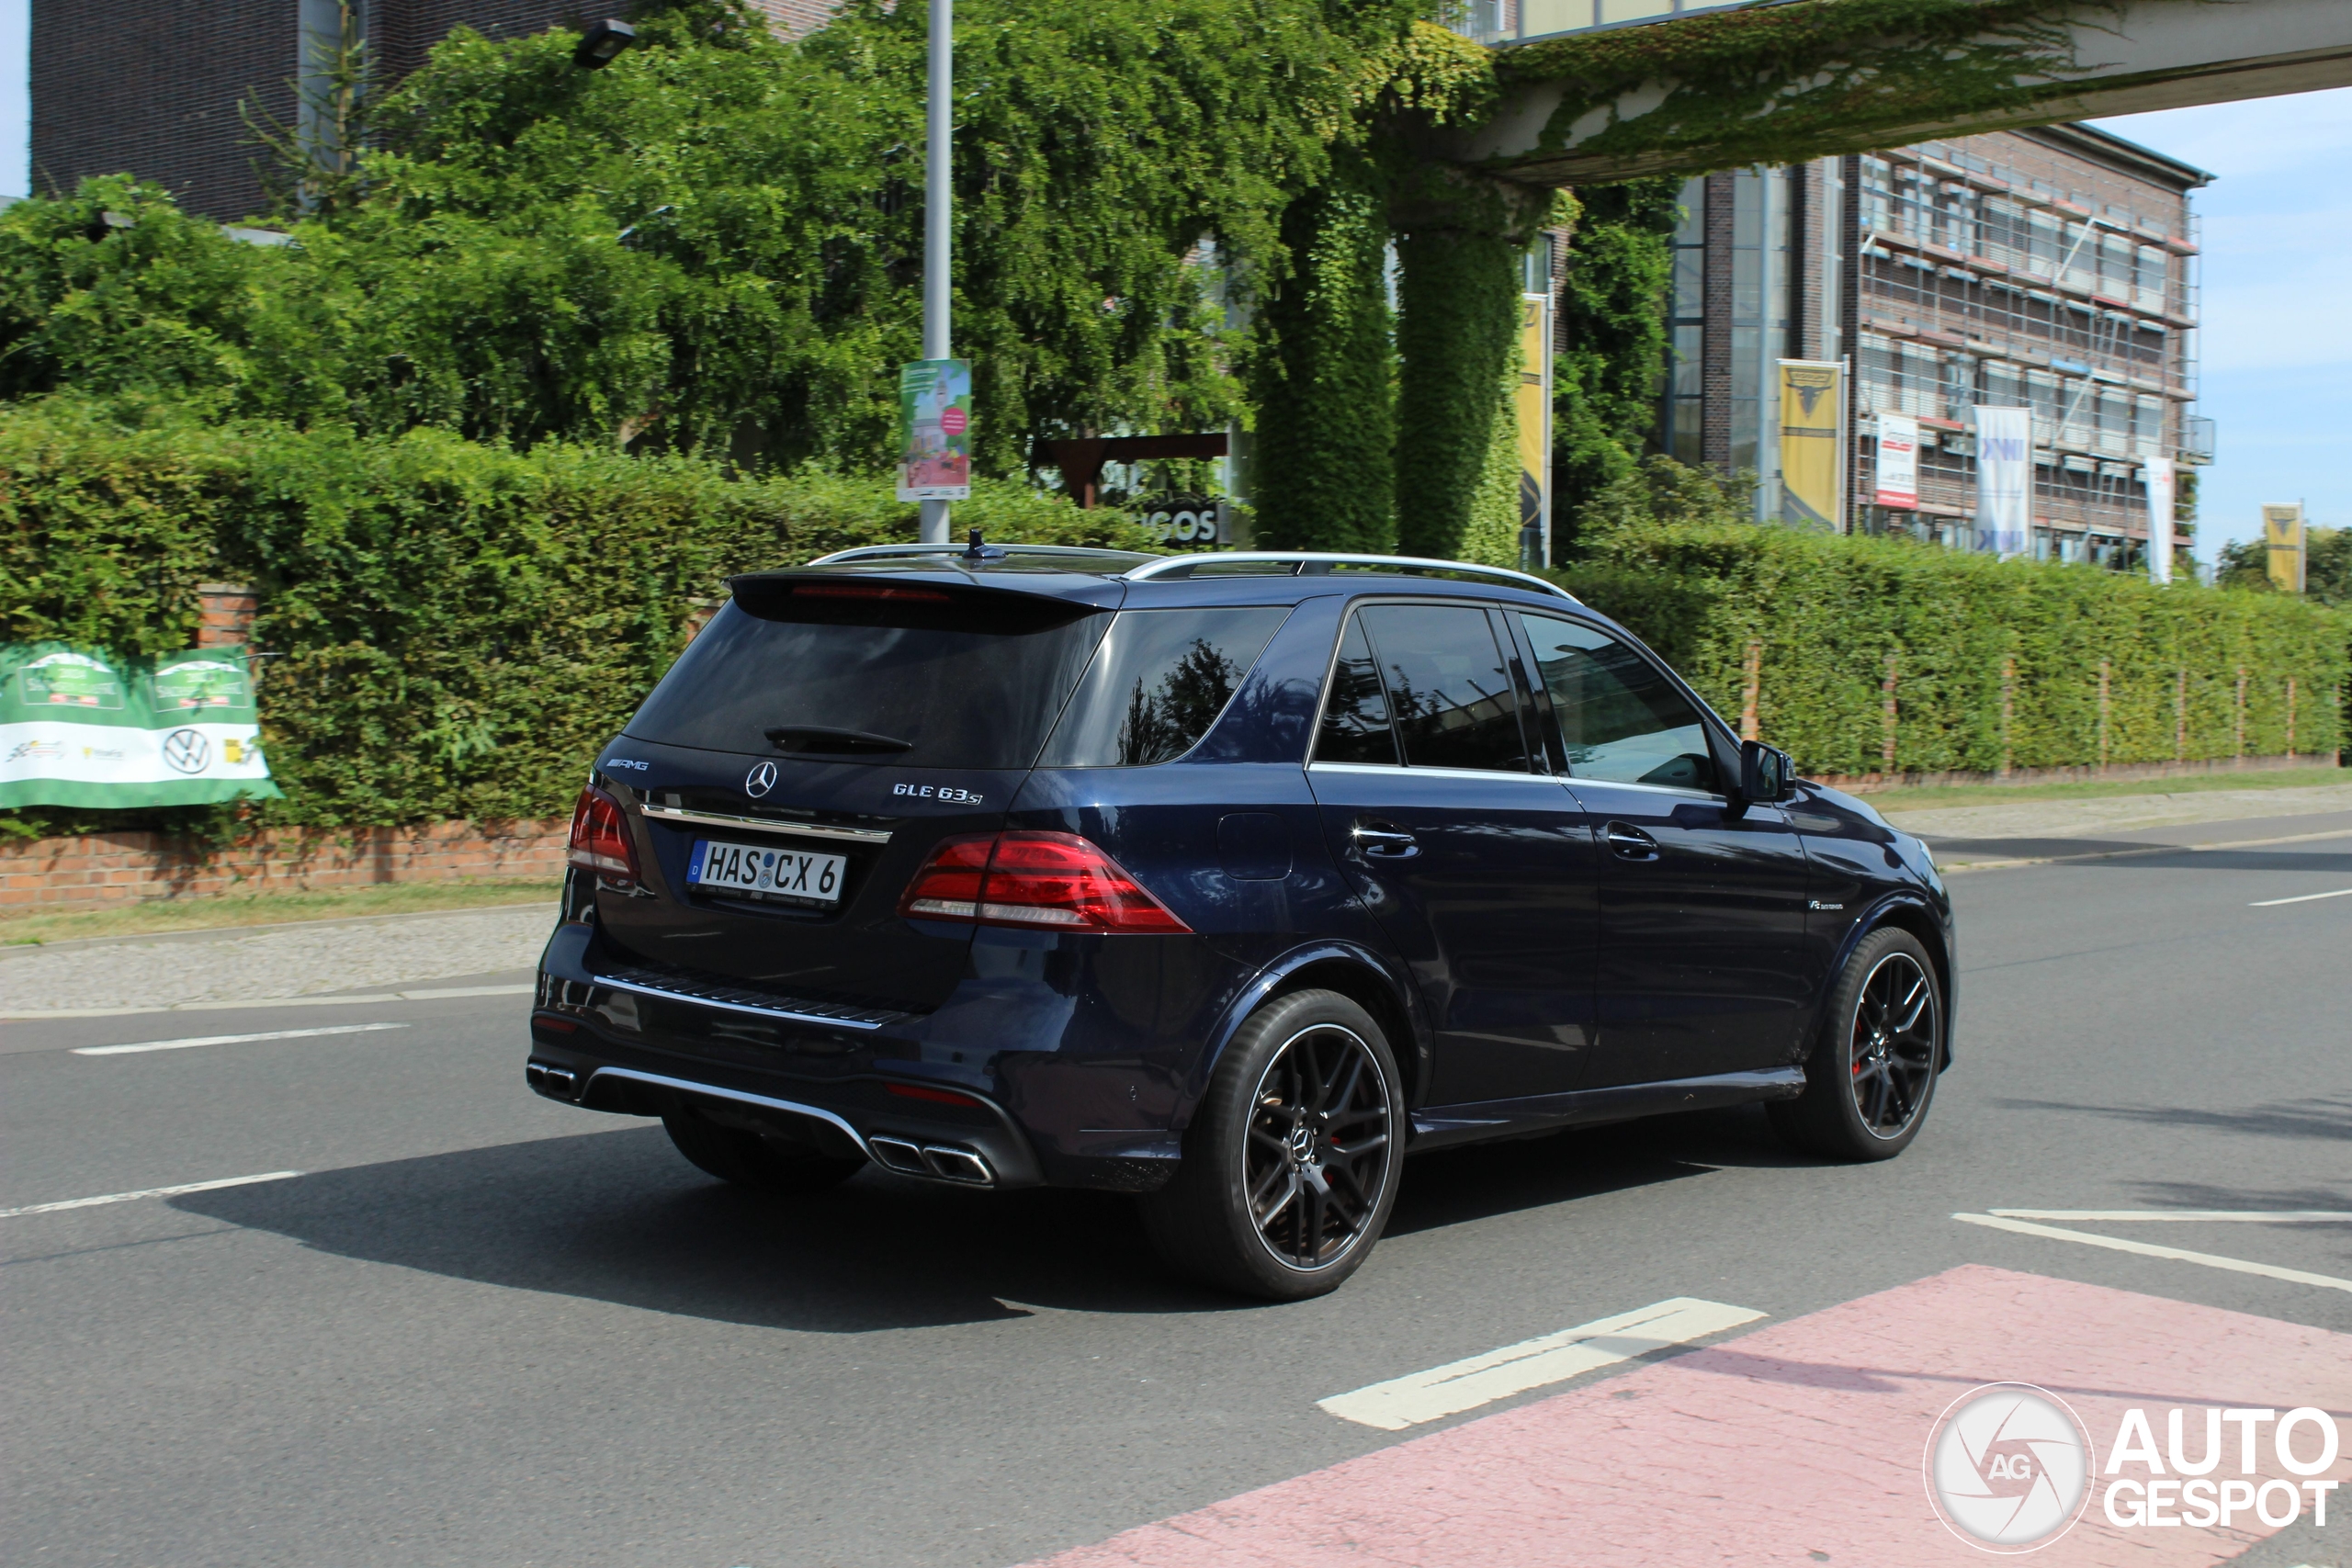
528,919,1188,1192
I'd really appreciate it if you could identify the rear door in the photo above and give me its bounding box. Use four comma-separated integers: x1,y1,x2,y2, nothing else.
1305,600,1599,1107
1510,611,1816,1088
590,575,1116,1016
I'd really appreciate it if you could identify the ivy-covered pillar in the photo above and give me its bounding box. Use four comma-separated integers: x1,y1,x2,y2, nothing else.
1248,162,1396,553
1391,172,1552,562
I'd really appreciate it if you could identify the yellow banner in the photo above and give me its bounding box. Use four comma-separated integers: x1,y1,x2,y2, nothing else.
2263,503,2304,592
1778,361,1844,528
1516,293,1551,561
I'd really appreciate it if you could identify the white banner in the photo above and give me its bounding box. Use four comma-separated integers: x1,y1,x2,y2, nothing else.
2143,457,2175,584
1872,414,1918,510
1973,406,2032,557
1,720,272,792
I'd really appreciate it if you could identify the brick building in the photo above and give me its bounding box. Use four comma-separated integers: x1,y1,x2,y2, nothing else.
1654,127,2212,565
28,1,831,223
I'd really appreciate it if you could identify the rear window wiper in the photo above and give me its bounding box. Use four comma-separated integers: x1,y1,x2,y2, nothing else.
764,727,915,757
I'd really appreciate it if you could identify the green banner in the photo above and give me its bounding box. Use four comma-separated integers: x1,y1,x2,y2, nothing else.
1,642,282,809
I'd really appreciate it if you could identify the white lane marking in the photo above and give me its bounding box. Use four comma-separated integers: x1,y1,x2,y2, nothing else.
72,1022,410,1056
1954,1213,2352,1294
4,982,533,1021
2250,886,2352,907
0,1170,302,1219
1990,1208,2352,1223
1317,1297,1765,1431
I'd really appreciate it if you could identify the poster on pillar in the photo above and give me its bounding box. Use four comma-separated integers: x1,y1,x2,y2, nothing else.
0,643,279,809
1972,406,2033,558
2142,457,2175,584
1872,413,1919,510
1776,361,1844,528
895,358,972,502
1515,293,1552,565
2263,502,2305,593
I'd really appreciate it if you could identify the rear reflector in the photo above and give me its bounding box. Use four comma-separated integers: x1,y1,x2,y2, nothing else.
897,830,1190,934
567,784,640,887
886,1081,987,1109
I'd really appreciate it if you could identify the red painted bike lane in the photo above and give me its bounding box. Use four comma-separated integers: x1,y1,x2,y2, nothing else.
1022,1266,2352,1568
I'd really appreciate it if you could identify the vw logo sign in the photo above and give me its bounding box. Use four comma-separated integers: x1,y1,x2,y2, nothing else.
1924,1382,2094,1552
162,728,212,774
743,761,778,799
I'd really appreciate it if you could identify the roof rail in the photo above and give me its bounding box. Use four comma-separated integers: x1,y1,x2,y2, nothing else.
803,543,1160,566
1124,552,1576,603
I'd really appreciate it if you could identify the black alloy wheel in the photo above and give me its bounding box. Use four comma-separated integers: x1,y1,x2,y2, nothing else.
1142,987,1407,1300
1770,925,1944,1161
1848,950,1938,1137
1244,1021,1395,1269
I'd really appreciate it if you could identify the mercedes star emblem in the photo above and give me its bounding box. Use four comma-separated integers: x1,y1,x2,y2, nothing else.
744,760,778,798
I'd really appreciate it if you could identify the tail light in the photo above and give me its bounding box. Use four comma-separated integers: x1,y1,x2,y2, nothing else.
898,830,1190,934
567,784,640,887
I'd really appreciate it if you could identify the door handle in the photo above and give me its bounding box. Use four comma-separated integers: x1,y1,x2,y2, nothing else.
1605,821,1659,861
1351,824,1419,859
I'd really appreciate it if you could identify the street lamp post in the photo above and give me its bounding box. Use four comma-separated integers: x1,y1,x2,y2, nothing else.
920,0,954,546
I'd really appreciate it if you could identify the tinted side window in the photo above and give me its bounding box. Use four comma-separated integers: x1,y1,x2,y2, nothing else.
1039,607,1290,766
1518,615,1719,791
1358,604,1529,773
1314,616,1398,765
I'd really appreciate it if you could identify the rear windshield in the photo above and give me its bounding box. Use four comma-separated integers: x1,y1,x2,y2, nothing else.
1037,606,1292,766
624,583,1110,769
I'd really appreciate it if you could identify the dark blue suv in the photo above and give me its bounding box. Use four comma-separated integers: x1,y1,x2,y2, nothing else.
530,543,1953,1299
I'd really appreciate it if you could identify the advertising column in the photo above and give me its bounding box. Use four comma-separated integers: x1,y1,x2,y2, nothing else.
1777,361,1846,528
2142,457,2175,584
1973,406,2032,558
1873,413,1919,513
2263,502,2306,592
1516,292,1554,566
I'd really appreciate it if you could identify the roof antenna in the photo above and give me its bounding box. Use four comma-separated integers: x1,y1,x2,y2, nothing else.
965,527,986,559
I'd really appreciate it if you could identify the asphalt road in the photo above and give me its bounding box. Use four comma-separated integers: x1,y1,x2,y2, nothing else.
5,820,2349,1568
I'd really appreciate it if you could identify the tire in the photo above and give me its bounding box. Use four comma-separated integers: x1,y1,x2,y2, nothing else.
1141,988,1406,1301
1770,926,1944,1161
662,1108,867,1195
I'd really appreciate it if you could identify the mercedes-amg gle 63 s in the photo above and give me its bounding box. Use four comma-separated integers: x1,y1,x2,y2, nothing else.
528,543,1953,1299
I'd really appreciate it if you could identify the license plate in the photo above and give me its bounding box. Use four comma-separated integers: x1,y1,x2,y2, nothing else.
686,839,848,905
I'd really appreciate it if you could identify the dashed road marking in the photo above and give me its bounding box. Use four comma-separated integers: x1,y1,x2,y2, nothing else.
2249,886,2352,907
1990,1208,2352,1223
0,1170,302,1219
72,1022,411,1056
1955,1213,2352,1293
4,982,533,1021
1317,1297,1765,1431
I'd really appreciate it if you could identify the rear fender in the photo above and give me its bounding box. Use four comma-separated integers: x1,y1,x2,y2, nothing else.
1177,940,1430,1130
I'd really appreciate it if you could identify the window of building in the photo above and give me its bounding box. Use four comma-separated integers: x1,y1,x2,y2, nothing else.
1658,175,1706,466
2135,245,2169,315
2097,232,2136,300
2133,395,2166,457
2025,210,2062,278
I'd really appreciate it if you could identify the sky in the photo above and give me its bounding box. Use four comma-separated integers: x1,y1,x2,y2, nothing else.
2090,85,2352,563
0,8,2339,562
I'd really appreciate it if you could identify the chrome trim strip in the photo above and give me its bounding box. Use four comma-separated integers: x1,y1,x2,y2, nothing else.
588,973,889,1031
803,543,1158,566
1306,761,1569,785
1125,551,1577,603
583,1066,873,1156
639,802,892,845
1558,777,1730,804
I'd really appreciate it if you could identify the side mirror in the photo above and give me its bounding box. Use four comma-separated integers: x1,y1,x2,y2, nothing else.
1739,739,1797,803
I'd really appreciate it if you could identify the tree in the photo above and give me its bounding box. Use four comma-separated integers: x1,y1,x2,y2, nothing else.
1550,177,1683,557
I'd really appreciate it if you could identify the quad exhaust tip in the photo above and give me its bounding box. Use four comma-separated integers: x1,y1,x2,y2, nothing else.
868,1134,994,1187
526,1060,581,1100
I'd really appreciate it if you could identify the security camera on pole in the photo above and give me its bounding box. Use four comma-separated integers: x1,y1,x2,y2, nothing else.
897,0,970,541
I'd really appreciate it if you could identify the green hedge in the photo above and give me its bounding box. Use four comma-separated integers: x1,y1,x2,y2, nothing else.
3,398,1156,832
1557,522,2350,777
